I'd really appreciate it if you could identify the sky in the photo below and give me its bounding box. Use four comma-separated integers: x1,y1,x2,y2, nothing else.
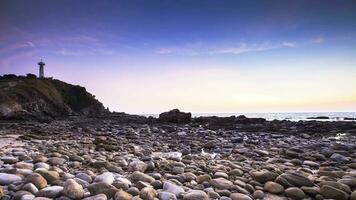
0,0,356,114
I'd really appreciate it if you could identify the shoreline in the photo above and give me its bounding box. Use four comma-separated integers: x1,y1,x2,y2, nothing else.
0,115,356,200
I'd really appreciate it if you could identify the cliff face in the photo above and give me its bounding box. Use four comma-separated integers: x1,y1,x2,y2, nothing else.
0,77,108,119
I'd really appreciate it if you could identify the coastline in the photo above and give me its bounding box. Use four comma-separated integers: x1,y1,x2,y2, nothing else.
0,113,356,199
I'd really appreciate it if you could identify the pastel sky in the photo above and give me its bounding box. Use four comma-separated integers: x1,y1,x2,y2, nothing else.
1,0,356,114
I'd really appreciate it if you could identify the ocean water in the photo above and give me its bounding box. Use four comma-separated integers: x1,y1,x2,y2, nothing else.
146,112,356,121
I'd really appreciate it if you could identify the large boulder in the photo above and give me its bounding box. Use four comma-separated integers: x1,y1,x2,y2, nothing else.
158,109,191,123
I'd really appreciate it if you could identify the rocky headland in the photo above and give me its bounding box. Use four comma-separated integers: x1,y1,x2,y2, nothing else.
0,75,108,120
0,78,356,200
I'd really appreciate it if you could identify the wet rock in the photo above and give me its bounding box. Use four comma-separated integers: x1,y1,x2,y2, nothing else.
62,179,84,199
33,155,48,163
0,173,23,185
276,172,314,187
284,187,305,200
76,172,92,183
83,194,107,200
94,172,114,184
36,186,63,198
21,194,35,200
14,162,34,170
172,166,184,175
36,170,60,184
13,190,32,200
251,171,278,184
253,190,264,199
320,185,349,200
196,174,211,184
128,160,148,172
183,190,208,200
337,178,356,188
22,183,39,194
162,181,185,196
230,193,252,200
126,187,140,196
48,157,66,165
228,169,243,177
140,187,157,200
25,173,47,189
114,190,132,200
0,186,4,197
320,181,351,194
351,191,356,200
264,181,284,194
158,191,177,200
1,156,18,164
130,171,155,183
87,182,119,199
330,153,350,163
300,186,320,197
210,178,233,190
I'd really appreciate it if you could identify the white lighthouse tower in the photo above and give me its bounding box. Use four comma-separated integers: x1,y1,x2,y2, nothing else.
38,60,45,78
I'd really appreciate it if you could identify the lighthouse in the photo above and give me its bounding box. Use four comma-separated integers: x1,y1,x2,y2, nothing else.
38,60,45,78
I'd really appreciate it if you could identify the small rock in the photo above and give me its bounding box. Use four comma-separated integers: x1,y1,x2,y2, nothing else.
210,178,233,190
350,191,356,200
128,160,148,172
162,181,185,196
284,187,305,200
87,182,119,199
230,193,252,200
48,157,66,165
276,172,314,187
0,173,23,185
172,167,184,175
330,153,349,163
1,156,18,164
83,194,107,200
139,187,157,200
196,174,211,184
13,190,32,200
158,191,177,200
114,190,132,200
320,185,349,200
36,186,63,198
251,171,278,184
25,173,47,189
36,170,60,184
94,172,114,184
22,183,39,194
130,171,155,183
183,190,208,200
253,190,264,199
62,179,84,199
264,181,284,194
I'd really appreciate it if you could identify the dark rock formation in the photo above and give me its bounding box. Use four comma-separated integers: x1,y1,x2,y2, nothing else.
158,109,191,123
0,76,108,120
306,116,330,120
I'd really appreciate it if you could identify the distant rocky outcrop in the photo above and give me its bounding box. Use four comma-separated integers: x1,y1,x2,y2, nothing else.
0,75,108,120
158,109,191,123
307,116,330,120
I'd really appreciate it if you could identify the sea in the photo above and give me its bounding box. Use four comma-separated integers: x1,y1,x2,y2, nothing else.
145,112,356,121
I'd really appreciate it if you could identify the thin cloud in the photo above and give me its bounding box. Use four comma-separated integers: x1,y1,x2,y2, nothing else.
310,37,324,44
57,47,115,56
0,41,35,56
282,42,297,48
155,41,296,56
155,37,324,56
